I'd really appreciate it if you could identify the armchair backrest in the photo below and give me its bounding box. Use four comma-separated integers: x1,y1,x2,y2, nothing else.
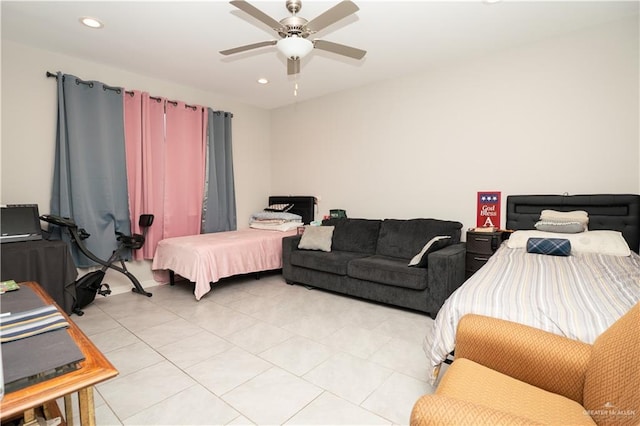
583,302,639,425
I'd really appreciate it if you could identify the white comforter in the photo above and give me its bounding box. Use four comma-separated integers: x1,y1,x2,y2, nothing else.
424,244,640,383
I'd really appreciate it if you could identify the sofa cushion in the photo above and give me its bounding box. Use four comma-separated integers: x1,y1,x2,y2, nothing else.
290,250,369,275
322,218,382,254
376,219,462,260
348,255,428,290
435,359,595,425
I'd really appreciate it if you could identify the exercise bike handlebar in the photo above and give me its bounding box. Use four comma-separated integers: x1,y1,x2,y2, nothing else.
43,216,108,266
40,214,79,229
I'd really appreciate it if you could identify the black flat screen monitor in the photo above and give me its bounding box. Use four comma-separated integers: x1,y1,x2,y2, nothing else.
1,204,43,243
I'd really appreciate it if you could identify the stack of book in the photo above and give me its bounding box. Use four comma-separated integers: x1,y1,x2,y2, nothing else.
1,286,85,393
471,226,498,233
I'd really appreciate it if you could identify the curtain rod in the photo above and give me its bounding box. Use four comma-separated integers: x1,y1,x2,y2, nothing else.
46,71,122,94
46,71,198,110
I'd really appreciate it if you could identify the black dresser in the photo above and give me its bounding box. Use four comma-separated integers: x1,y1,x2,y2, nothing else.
465,230,505,279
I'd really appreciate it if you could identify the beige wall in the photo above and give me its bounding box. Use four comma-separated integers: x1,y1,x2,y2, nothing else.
1,16,639,294
271,17,640,230
1,41,272,292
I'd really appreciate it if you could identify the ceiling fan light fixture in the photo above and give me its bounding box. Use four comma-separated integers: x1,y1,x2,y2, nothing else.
222,0,365,75
277,36,313,60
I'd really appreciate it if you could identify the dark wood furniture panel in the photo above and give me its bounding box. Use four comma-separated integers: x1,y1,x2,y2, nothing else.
465,230,504,278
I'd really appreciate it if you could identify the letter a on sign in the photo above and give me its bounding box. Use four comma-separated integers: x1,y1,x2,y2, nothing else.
476,191,501,228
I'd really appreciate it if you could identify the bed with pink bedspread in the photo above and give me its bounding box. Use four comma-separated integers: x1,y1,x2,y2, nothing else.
152,228,298,299
151,196,316,299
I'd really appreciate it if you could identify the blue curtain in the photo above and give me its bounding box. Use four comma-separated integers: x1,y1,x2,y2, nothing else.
51,73,131,267
202,109,237,233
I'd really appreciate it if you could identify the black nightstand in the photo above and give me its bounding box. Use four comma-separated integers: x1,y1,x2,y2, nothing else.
465,230,505,278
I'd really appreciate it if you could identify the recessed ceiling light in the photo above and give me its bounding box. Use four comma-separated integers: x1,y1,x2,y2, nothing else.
483,0,502,3
257,78,269,85
80,17,104,29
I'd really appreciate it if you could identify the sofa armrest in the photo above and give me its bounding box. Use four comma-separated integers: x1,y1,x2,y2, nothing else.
282,235,302,282
425,243,466,317
455,314,592,403
411,394,538,426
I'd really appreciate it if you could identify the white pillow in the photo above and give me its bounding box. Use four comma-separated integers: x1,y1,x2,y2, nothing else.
298,226,334,252
408,236,452,267
540,210,588,226
507,230,630,256
250,221,301,232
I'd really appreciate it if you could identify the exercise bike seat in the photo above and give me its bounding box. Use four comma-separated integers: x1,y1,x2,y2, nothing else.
116,232,145,250
115,214,154,250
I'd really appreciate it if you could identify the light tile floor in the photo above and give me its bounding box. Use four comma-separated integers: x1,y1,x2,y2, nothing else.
70,272,440,425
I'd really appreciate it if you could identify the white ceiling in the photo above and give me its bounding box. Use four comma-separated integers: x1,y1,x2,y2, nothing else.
2,1,638,110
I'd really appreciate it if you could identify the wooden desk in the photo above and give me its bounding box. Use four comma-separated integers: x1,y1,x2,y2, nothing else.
0,282,118,425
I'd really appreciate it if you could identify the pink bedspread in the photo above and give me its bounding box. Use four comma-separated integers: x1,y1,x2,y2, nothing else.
152,228,297,299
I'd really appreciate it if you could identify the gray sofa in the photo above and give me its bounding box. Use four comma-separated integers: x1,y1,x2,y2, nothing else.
282,218,466,318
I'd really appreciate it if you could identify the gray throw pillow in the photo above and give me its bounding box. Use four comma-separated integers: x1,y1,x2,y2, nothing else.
298,226,334,252
534,221,586,234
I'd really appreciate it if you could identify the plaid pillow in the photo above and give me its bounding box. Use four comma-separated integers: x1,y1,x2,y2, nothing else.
526,237,571,256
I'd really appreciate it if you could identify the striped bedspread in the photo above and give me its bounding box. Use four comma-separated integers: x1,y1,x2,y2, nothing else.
424,244,640,383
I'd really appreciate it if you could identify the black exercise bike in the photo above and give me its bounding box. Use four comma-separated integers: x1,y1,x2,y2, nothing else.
40,213,154,314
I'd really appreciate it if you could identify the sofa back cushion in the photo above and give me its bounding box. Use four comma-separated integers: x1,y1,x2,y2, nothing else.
376,219,462,260
583,302,639,425
322,218,382,254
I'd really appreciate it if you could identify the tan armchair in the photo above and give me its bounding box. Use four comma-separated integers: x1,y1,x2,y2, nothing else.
411,303,639,425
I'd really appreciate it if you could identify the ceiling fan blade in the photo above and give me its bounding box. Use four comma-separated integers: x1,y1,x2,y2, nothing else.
306,0,359,33
229,0,282,32
313,40,366,60
220,40,277,56
287,58,300,75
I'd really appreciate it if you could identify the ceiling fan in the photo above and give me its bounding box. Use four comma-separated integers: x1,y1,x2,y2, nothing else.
220,0,366,75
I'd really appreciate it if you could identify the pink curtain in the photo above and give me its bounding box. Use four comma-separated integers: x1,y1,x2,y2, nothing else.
124,92,165,259
163,102,206,238
124,95,205,259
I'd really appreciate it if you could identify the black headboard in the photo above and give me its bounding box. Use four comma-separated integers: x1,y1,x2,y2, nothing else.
506,194,640,253
269,196,316,225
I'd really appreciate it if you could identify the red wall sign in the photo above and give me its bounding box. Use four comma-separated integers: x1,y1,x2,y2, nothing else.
476,191,501,228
